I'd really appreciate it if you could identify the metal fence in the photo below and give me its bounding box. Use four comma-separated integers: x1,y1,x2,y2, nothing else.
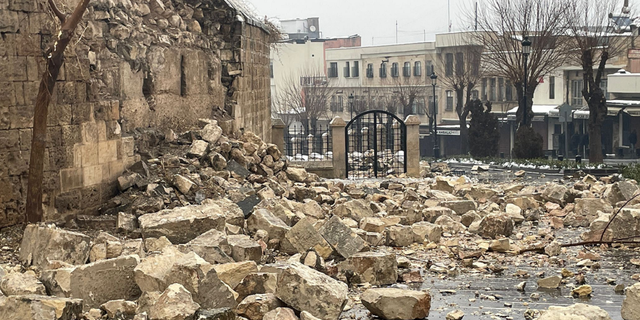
284,124,333,161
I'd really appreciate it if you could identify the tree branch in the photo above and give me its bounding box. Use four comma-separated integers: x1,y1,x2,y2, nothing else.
48,0,67,23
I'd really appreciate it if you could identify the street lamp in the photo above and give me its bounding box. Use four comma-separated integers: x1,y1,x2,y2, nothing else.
521,36,531,126
430,72,439,159
348,93,355,120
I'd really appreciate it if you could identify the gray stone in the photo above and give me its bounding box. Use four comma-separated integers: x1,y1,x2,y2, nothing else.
489,238,510,253
542,184,568,204
539,303,611,320
360,217,386,233
565,198,613,227
227,235,263,262
201,122,223,144
434,215,467,233
333,200,374,221
286,167,308,182
280,218,333,259
174,174,195,194
0,295,83,320
234,273,277,301
213,261,259,289
478,213,514,239
622,283,640,320
537,276,562,289
19,224,91,267
411,221,442,243
188,140,209,158
319,216,366,259
338,252,397,285
179,229,233,264
386,225,414,247
361,288,431,320
100,300,137,318
149,283,200,320
247,209,290,241
423,206,454,223
236,293,283,320
440,200,477,215
139,203,226,244
276,263,348,320
0,271,46,296
263,307,299,320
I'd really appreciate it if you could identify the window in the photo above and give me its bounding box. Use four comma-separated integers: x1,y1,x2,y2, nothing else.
498,78,504,101
330,95,344,112
414,61,422,76
571,80,584,107
379,62,387,78
428,95,439,115
426,60,433,75
481,78,487,100
471,52,480,77
471,90,479,100
352,61,359,77
270,61,273,78
415,97,426,114
505,80,513,101
549,76,555,99
455,52,464,75
446,90,453,111
391,62,399,77
489,78,496,101
344,62,350,78
403,62,411,77
366,63,374,78
328,62,338,78
600,79,609,99
445,53,454,76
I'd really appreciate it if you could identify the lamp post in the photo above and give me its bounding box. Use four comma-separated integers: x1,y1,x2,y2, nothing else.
348,92,354,120
521,36,531,126
430,72,439,159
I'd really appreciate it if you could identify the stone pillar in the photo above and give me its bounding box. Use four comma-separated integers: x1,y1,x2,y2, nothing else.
322,132,329,156
362,127,369,151
271,118,285,154
308,133,314,157
405,115,421,178
330,117,347,179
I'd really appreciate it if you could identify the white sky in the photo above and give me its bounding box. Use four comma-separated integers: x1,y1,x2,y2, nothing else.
245,0,640,46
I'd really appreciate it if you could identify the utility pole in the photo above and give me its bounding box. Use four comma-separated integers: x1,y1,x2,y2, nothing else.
448,0,451,32
475,1,478,31
396,20,398,43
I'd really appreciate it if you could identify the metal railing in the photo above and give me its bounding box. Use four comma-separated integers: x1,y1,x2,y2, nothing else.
284,124,333,161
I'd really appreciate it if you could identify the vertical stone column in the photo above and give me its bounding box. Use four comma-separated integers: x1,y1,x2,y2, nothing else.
405,115,421,178
308,133,314,157
271,118,285,154
330,117,347,179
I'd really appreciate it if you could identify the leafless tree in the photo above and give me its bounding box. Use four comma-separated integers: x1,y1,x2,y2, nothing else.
565,0,630,163
473,0,572,126
26,0,90,223
386,73,429,118
436,36,484,154
273,67,333,132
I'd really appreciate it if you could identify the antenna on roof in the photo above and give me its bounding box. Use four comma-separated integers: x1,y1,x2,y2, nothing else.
475,1,478,31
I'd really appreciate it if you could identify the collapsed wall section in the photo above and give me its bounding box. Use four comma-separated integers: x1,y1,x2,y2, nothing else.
0,0,271,227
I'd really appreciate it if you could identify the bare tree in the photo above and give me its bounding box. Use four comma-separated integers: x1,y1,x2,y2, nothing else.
273,67,333,132
386,73,429,118
473,0,572,126
565,0,630,163
26,0,90,223
436,36,484,154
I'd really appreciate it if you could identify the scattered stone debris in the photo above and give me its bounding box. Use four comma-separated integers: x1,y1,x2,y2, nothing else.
4,120,640,319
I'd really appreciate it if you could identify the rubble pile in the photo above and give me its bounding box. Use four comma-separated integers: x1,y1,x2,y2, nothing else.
2,121,640,319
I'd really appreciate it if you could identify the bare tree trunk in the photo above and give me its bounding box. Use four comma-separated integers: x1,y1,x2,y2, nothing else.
515,82,537,128
582,50,608,164
25,0,90,224
455,87,468,154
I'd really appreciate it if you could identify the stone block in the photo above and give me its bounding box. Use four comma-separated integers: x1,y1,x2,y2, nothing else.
71,103,93,125
0,295,83,320
227,235,262,262
19,224,91,267
338,252,398,286
14,33,41,56
0,56,27,81
81,122,98,144
361,288,431,320
213,261,259,289
0,11,18,32
22,81,38,105
139,203,226,244
82,165,103,187
80,143,98,167
60,168,83,192
98,140,118,164
5,150,28,175
0,129,20,151
45,126,62,148
13,82,24,105
8,105,33,129
319,216,365,259
47,104,72,127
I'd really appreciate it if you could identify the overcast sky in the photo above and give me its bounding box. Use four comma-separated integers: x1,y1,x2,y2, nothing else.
246,0,640,47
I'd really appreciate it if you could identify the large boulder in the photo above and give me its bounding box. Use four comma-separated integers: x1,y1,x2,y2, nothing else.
276,263,348,320
477,213,514,239
19,224,91,267
622,283,640,320
149,283,200,320
65,255,141,308
361,288,431,320
213,261,259,289
139,204,226,244
236,293,283,320
0,271,46,296
281,218,333,259
319,216,365,259
337,252,397,285
201,121,223,144
134,249,236,309
605,181,639,205
234,272,277,301
178,229,233,264
439,200,477,215
542,184,568,204
227,235,263,262
0,295,83,320
332,200,374,221
538,303,611,320
565,198,612,227
286,167,308,182
264,307,299,320
247,209,290,241
411,222,442,243
385,225,414,247
434,215,466,233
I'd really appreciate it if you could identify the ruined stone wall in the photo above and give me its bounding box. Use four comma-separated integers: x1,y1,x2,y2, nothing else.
0,0,271,227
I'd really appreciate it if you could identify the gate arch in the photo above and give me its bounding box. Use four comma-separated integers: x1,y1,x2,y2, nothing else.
345,110,407,179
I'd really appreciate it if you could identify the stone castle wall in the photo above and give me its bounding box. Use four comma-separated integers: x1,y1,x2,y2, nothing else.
0,0,271,227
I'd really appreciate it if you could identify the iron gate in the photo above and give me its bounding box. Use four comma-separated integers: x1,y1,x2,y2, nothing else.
346,110,407,179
